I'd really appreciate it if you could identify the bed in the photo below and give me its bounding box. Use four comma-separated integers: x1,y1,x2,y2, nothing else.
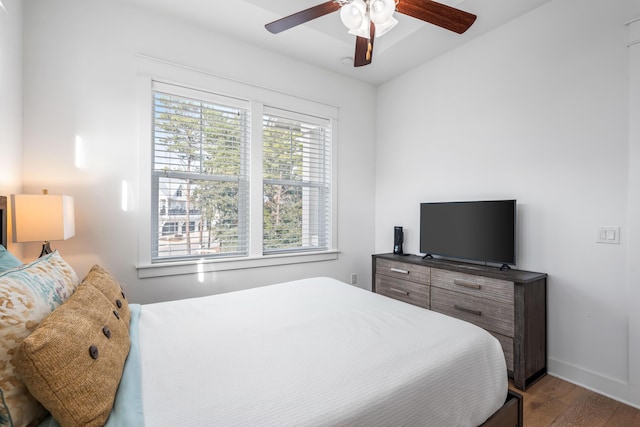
0,195,522,427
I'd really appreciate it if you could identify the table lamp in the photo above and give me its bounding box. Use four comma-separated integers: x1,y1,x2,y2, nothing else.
11,190,75,257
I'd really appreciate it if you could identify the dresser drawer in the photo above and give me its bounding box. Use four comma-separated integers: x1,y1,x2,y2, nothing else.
489,331,514,373
431,269,514,305
375,275,429,309
431,287,514,337
376,258,430,284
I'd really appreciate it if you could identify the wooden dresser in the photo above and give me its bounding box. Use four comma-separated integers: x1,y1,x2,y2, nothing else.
372,253,547,391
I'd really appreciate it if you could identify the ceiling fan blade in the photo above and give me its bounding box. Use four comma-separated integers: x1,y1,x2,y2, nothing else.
354,22,375,67
396,0,476,34
265,1,341,34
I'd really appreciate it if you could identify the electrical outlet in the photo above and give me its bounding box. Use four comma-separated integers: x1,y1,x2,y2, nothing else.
350,273,357,285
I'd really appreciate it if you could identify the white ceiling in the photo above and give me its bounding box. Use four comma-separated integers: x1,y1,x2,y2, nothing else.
119,0,550,86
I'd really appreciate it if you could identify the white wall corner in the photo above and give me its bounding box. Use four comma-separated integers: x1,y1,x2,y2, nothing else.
548,357,636,409
626,15,640,407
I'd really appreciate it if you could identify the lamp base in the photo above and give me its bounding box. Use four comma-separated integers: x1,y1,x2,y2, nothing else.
39,241,52,257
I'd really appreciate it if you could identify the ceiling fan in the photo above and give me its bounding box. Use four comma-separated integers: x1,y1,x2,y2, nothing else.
265,0,477,67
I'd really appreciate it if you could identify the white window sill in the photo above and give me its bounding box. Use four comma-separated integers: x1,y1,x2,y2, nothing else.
136,250,339,279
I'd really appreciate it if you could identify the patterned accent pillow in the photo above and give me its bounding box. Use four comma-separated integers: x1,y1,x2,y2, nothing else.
14,284,130,427
0,388,12,427
0,246,21,273
0,251,79,427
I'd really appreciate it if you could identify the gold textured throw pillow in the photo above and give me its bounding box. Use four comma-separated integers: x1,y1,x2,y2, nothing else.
82,265,130,328
13,284,130,427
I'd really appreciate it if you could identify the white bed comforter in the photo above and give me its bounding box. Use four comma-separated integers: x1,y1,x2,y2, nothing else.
138,277,507,426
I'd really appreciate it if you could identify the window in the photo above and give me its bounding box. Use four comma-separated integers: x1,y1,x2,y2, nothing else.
152,83,250,261
262,108,331,254
148,81,334,266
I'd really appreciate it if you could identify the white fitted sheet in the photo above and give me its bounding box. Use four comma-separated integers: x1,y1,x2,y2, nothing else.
138,277,507,426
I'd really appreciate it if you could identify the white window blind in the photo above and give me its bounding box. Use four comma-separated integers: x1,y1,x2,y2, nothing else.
262,107,332,254
151,82,250,261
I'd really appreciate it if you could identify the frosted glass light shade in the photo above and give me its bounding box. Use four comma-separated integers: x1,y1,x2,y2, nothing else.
11,194,75,243
370,0,395,24
341,0,396,39
348,13,371,39
340,0,366,31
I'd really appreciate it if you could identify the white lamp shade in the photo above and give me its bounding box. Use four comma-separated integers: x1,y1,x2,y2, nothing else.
11,194,75,243
340,0,366,31
348,13,372,39
370,0,396,24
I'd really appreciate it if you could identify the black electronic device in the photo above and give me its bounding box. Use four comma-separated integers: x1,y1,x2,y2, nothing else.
393,226,404,255
419,200,516,269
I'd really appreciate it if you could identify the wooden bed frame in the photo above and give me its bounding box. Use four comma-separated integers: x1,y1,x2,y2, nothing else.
482,389,523,427
0,194,522,426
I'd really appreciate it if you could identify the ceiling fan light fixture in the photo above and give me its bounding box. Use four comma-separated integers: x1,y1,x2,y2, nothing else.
348,13,371,39
340,0,366,31
265,0,477,67
370,0,395,24
370,0,396,37
374,15,397,37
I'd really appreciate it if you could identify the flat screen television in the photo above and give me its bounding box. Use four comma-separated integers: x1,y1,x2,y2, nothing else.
419,200,516,269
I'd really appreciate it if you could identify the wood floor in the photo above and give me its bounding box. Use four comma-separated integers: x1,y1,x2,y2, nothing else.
509,375,640,426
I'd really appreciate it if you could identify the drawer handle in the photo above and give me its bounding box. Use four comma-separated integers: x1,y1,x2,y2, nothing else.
454,304,482,316
454,280,481,290
390,267,410,275
390,287,410,296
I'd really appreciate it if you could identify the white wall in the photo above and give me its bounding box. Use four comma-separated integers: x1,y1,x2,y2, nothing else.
21,0,377,303
0,0,23,256
627,16,640,405
376,0,640,407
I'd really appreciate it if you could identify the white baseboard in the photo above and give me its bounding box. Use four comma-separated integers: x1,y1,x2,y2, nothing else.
548,357,640,410
630,384,640,407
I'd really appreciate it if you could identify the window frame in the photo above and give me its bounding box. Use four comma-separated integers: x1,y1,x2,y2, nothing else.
262,106,332,255
151,83,251,261
135,56,338,278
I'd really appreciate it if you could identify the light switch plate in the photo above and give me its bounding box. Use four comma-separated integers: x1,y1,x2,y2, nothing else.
596,226,620,244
